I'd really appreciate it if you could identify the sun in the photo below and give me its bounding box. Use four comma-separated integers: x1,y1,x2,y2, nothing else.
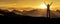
39,3,47,9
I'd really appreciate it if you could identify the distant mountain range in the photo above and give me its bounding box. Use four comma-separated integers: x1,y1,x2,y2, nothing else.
0,7,60,12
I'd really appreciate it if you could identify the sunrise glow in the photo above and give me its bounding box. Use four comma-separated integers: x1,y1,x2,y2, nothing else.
39,3,47,9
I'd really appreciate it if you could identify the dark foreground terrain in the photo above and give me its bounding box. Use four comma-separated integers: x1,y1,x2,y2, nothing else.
0,15,60,24
0,16,60,24
0,10,60,24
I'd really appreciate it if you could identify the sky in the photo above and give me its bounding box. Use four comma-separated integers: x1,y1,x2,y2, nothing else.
0,0,60,8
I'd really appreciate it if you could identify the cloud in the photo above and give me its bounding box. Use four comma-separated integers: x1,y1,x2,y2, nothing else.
0,0,17,4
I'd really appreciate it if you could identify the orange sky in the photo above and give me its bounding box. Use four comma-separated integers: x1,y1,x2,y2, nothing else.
0,0,60,8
